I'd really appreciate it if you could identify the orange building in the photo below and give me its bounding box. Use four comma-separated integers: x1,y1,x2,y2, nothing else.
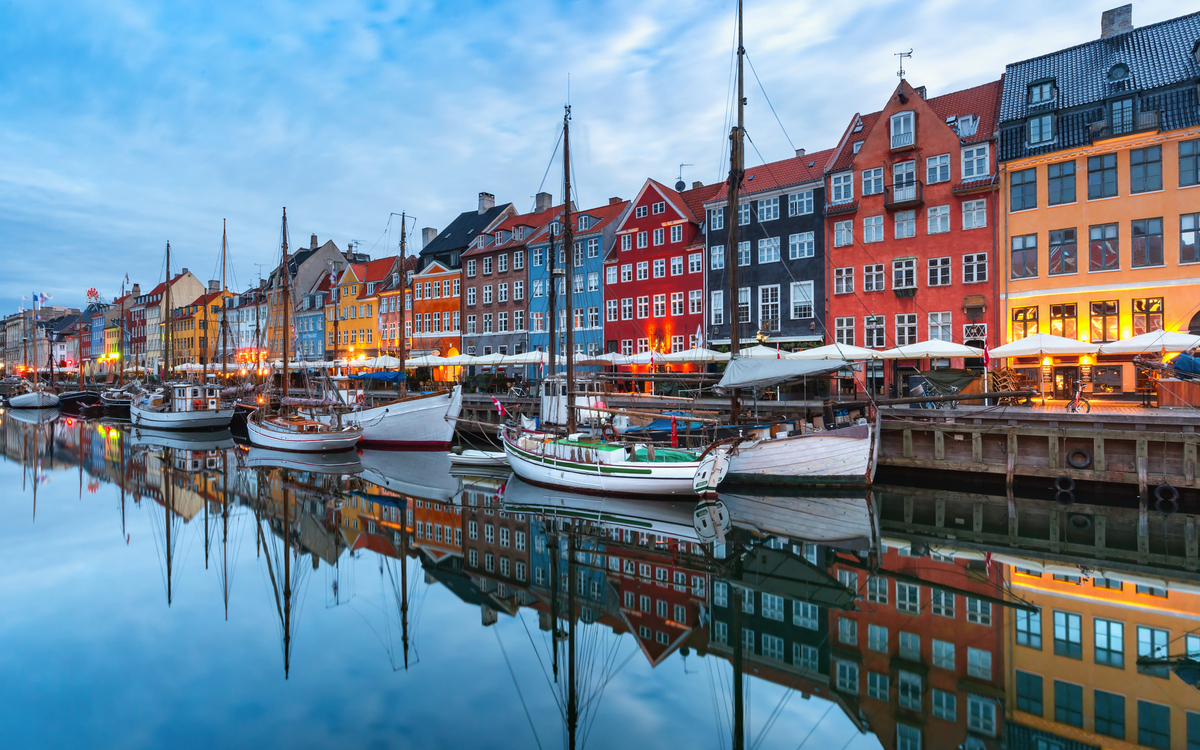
409,259,462,373
997,10,1200,399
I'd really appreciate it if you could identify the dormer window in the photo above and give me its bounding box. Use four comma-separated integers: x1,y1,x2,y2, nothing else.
852,141,863,154
550,221,561,235
890,111,914,149
1029,80,1055,106
515,226,524,241
495,231,503,243
956,115,979,137
579,215,591,231
1029,113,1054,145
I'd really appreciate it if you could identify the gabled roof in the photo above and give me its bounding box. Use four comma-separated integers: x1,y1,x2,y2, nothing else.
827,112,882,173
412,258,454,277
1000,11,1200,123
709,148,837,203
680,182,721,219
420,203,512,258
461,203,565,259
574,198,629,234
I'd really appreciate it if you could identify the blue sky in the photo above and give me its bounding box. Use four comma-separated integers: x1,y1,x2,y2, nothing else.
0,0,1189,313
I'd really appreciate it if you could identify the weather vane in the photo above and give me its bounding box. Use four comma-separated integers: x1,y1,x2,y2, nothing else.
895,49,913,78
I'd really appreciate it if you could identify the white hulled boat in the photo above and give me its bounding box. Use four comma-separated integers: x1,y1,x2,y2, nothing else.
10,383,60,409
319,385,462,449
130,382,236,429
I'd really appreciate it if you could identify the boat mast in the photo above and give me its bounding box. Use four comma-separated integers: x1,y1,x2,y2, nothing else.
280,208,291,401
562,105,576,434
547,230,558,390
221,219,228,379
725,0,746,424
165,242,173,382
567,525,578,750
400,500,410,669
398,213,408,397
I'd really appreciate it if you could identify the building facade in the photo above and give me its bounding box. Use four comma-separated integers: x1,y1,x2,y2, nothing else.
330,257,399,362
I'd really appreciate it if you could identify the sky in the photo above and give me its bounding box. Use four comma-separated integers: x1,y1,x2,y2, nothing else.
0,0,1192,314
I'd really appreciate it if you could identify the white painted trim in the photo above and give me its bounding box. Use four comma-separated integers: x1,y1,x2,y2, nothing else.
1001,275,1200,300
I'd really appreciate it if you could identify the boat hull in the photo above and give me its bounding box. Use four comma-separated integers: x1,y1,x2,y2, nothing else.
502,432,700,497
9,391,61,409
246,418,361,452
323,386,462,449
129,404,236,430
722,423,875,488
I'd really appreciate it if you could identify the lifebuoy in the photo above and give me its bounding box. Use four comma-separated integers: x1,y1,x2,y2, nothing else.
1155,484,1180,514
356,393,365,405
1055,490,1075,506
1067,449,1092,469
1054,475,1076,493
601,423,619,443
192,398,203,410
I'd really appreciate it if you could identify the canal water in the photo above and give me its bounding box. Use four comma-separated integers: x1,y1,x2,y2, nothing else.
3,410,1200,750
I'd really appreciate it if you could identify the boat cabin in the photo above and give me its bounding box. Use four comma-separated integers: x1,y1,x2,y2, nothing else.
169,384,222,412
540,375,609,426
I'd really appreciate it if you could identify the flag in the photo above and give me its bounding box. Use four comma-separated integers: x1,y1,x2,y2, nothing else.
491,396,507,416
493,481,506,502
983,336,991,368
124,274,129,284
776,343,781,359
985,551,993,575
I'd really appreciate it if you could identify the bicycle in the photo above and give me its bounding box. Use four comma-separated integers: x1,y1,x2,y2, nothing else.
1067,383,1091,413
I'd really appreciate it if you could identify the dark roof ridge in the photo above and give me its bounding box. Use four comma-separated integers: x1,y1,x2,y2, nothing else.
1004,9,1200,69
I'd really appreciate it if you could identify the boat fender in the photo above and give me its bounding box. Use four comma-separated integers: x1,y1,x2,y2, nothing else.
1055,490,1075,507
1068,513,1092,530
1155,484,1180,515
192,398,203,410
1054,475,1075,493
1066,449,1091,469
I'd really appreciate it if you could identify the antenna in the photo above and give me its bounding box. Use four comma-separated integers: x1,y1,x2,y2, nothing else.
895,48,913,78
676,163,693,191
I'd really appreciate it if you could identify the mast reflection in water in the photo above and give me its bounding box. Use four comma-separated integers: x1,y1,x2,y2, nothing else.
3,410,1200,750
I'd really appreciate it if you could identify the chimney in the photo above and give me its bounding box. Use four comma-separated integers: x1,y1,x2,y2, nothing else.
310,233,318,250
535,191,553,212
795,148,806,158
692,181,703,189
422,227,438,248
609,196,622,205
1101,5,1132,38
914,86,927,100
130,284,141,297
478,191,495,214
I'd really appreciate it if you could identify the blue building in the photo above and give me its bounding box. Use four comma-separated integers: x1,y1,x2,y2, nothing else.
526,199,628,378
81,301,108,364
295,274,331,362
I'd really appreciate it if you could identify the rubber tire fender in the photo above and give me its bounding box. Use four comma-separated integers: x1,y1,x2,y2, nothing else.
1054,475,1076,493
1155,483,1180,515
1066,449,1092,470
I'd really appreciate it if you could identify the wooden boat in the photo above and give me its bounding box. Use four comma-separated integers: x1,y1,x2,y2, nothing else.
359,448,459,503
245,446,363,474
318,386,462,449
247,412,361,452
130,382,235,430
448,447,507,468
712,422,878,490
9,384,60,409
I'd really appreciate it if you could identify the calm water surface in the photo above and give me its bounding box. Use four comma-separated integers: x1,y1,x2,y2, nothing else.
3,411,1199,750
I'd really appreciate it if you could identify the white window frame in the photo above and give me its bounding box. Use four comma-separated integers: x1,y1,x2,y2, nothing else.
963,253,988,284
834,266,854,295
790,281,813,319
757,196,779,222
862,167,883,196
835,316,855,346
863,215,884,243
926,153,950,184
864,263,885,292
927,205,950,234
788,190,813,216
962,199,987,230
757,237,780,264
834,220,853,247
927,256,951,286
893,258,916,289
962,143,990,180
831,172,853,204
789,231,814,259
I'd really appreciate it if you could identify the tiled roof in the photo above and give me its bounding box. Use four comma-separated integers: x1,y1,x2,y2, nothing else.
999,11,1200,123
420,203,512,258
828,112,881,173
680,182,721,220
461,203,564,259
359,257,397,284
575,198,629,233
709,147,837,203
924,78,1004,146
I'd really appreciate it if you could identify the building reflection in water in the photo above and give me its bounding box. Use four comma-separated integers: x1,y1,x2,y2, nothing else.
5,410,1200,749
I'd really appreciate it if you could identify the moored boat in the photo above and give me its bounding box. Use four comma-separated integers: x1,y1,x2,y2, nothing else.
247,412,362,452
318,386,462,449
130,383,235,430
9,385,60,409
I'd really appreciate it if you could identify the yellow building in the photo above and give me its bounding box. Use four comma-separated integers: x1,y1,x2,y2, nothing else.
1006,566,1200,749
330,258,399,362
171,291,233,367
996,9,1200,399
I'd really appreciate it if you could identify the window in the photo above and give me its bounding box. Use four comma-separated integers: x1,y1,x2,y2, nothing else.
890,111,914,148
669,292,683,316
1053,611,1082,658
653,294,666,317
963,144,989,179
757,196,779,222
868,623,888,652
793,600,819,630
859,263,883,292
968,696,997,736
669,256,683,276
899,631,919,661
868,672,889,700
1090,300,1119,343
1048,161,1076,205
836,661,858,693
788,190,813,215
967,598,992,626
650,201,665,215
710,244,725,270
634,261,648,280
839,617,857,645
865,576,887,604
738,202,750,226
1047,303,1077,339
498,282,509,302
893,258,916,289
1132,217,1164,267
1055,680,1084,727
652,227,664,246
1095,690,1125,739
1011,167,1037,211
688,252,702,273
967,647,992,679
930,588,954,617
789,232,814,258
865,315,886,348
796,643,818,672
835,317,855,346
1011,234,1038,278
758,285,779,331
933,689,956,721
758,237,780,263
927,205,949,234
831,172,853,204
1029,113,1054,144
824,266,852,299
636,231,647,249
898,670,921,710
1138,626,1170,677
737,241,750,267
650,259,665,278
1131,146,1162,193
710,291,723,325
1029,80,1054,104
862,167,883,196
1046,228,1078,275
466,259,476,277
932,639,954,669
1183,214,1200,263
1139,701,1171,749
1133,297,1164,336
587,237,599,257
863,215,883,243
689,289,702,314
962,198,986,229
790,281,813,319
894,210,915,238
927,154,950,184
762,633,784,661
482,257,493,275
927,257,950,286
1088,154,1118,199
758,592,783,622
1016,670,1043,715
1012,305,1038,339
708,207,724,230
896,725,920,750
832,221,855,250
617,298,631,320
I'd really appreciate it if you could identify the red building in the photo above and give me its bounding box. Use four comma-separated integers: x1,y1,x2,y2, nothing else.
824,79,1001,396
603,179,718,369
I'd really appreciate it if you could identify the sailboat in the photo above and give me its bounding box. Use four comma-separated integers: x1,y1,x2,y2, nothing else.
502,108,706,496
247,209,362,452
130,242,235,430
11,306,60,408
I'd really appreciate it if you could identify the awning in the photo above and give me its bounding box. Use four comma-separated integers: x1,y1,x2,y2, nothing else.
715,358,847,391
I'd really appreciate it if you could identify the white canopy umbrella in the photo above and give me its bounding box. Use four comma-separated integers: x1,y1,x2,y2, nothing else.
736,344,787,358
406,354,450,368
623,351,661,365
441,354,477,366
662,347,731,363
1098,330,1200,355
988,333,1100,358
577,352,628,366
877,340,984,359
471,352,508,366
501,351,549,365
370,355,403,368
788,344,879,361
